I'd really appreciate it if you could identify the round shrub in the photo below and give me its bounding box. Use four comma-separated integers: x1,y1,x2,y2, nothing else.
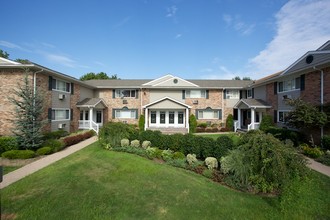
42,139,64,152
130,140,140,148
121,139,130,147
146,147,162,159
301,145,324,158
205,157,218,170
2,150,35,159
186,154,198,165
36,147,52,156
142,140,151,149
0,136,19,154
161,149,174,161
173,151,185,159
43,130,69,140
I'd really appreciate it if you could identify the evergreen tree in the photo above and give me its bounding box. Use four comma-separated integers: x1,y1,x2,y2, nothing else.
9,70,45,150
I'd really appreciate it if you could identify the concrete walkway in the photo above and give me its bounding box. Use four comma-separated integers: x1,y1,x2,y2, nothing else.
0,136,98,189
306,157,330,177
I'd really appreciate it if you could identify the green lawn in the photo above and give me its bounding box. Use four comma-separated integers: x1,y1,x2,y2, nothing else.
2,142,330,220
2,166,22,175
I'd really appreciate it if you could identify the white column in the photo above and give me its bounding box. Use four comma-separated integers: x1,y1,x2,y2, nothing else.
237,109,241,129
144,108,148,130
185,108,190,129
89,107,93,129
251,108,255,130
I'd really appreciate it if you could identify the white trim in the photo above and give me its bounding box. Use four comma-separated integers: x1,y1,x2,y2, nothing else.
143,74,199,87
143,74,174,86
233,99,271,109
76,98,108,108
317,40,330,50
143,96,192,109
0,57,22,65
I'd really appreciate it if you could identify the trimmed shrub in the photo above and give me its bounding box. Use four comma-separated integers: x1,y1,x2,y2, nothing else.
121,139,130,147
197,123,208,128
213,135,234,158
146,147,162,159
173,151,185,159
321,135,330,150
301,145,324,158
2,150,35,159
259,114,274,131
36,147,52,156
189,114,197,133
138,115,145,131
139,130,164,148
186,154,197,165
226,114,234,131
43,130,69,140
130,140,140,148
142,141,151,149
0,136,19,154
205,157,218,170
99,122,132,148
161,149,174,161
42,139,64,152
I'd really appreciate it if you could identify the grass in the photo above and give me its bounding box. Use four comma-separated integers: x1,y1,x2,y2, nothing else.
2,142,330,220
2,166,22,175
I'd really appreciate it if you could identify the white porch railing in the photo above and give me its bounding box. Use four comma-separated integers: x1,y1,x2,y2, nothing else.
247,122,260,131
78,120,99,134
234,120,239,132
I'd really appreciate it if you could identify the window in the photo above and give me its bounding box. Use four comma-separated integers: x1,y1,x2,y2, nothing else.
169,111,175,124
52,78,71,93
278,111,290,123
151,111,156,123
185,90,206,98
96,111,102,123
278,77,300,92
247,89,252,98
160,111,166,124
52,109,70,121
226,90,239,99
178,112,184,124
115,89,136,98
115,110,136,119
198,110,220,119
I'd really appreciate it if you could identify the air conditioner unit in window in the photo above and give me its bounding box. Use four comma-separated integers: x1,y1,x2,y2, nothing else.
192,100,198,104
282,95,292,100
58,123,65,129
59,94,65,100
123,99,128,104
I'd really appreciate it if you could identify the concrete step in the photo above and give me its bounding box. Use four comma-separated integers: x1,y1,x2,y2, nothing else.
147,127,188,134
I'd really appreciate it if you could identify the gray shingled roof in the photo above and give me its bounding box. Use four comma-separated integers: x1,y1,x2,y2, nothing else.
76,98,106,107
83,79,252,89
239,99,271,108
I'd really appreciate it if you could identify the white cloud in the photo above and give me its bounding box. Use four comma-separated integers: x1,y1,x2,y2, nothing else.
249,0,330,78
222,14,255,36
166,5,178,17
46,54,76,68
0,40,22,49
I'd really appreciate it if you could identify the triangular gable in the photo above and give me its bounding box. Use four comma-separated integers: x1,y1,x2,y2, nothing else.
142,74,199,88
281,50,330,76
234,99,271,109
76,98,108,108
143,96,191,109
317,40,330,51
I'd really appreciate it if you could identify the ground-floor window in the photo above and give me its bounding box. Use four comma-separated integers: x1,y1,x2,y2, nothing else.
52,109,70,121
278,110,290,123
96,110,102,123
151,111,156,123
149,110,185,126
197,109,221,119
114,108,137,119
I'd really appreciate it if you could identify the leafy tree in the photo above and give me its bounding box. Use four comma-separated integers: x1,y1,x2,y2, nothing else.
0,49,9,58
15,59,31,64
286,98,327,129
80,72,120,81
232,76,241,80
189,114,197,133
138,114,145,131
9,70,45,150
259,114,274,131
232,76,252,81
242,77,252,81
226,114,234,131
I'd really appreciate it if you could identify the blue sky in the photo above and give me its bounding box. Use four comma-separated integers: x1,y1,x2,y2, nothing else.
1,0,330,80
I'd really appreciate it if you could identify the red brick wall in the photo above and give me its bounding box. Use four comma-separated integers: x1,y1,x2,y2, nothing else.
265,82,278,118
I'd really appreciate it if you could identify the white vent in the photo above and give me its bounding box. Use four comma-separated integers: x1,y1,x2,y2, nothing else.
59,94,65,100
58,123,65,129
192,100,198,104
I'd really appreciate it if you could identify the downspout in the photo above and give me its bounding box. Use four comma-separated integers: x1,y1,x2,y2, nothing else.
313,66,324,140
32,68,43,148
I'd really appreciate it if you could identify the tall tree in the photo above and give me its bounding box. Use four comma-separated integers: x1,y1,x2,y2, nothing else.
80,72,119,81
232,76,241,80
9,70,45,150
0,49,10,58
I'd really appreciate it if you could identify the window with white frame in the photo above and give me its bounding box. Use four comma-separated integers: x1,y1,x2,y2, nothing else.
185,90,206,98
226,90,239,99
115,109,136,119
278,77,300,92
247,89,252,98
115,89,136,98
52,109,70,121
198,110,220,119
52,78,71,93
278,111,290,123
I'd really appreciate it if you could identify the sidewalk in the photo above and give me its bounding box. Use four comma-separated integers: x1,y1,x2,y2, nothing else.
0,136,97,189
306,157,330,177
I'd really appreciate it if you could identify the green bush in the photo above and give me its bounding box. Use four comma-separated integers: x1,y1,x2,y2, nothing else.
0,136,19,154
130,140,140,148
213,135,234,158
301,145,324,158
138,115,145,132
121,139,130,147
173,151,185,159
197,122,208,128
321,135,330,150
165,158,187,169
222,130,308,193
265,127,304,146
316,152,330,166
146,147,162,159
161,149,174,161
139,130,164,148
43,130,69,140
189,114,197,133
36,147,52,156
99,122,132,148
202,169,213,179
142,141,151,149
2,150,35,159
259,114,274,131
186,154,198,165
226,114,234,131
42,139,64,152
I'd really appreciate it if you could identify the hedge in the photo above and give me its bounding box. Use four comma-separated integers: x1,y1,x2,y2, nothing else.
2,150,35,159
0,136,19,154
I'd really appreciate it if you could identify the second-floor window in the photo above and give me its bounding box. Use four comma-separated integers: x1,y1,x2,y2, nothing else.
225,90,239,99
247,89,253,98
52,78,71,93
115,89,136,98
185,90,206,98
278,77,300,92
